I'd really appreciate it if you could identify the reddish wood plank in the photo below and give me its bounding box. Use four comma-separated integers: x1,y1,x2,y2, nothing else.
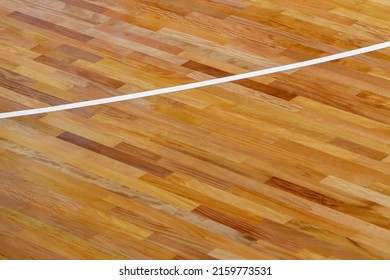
265,177,343,208
8,11,93,42
57,132,173,177
329,137,388,161
0,68,66,106
183,60,297,100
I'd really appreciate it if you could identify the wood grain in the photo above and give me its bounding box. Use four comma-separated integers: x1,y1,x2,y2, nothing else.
0,0,390,260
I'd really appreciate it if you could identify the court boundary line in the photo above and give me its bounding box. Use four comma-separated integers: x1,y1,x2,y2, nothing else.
0,41,389,119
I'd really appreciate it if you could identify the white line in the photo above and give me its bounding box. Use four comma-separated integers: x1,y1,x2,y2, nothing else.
1,41,389,119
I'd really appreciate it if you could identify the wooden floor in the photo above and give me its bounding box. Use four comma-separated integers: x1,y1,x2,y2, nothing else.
0,0,390,260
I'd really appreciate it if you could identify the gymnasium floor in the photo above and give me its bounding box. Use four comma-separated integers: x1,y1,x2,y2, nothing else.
0,0,390,259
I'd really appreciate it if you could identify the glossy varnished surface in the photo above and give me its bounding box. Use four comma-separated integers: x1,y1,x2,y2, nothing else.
0,0,390,259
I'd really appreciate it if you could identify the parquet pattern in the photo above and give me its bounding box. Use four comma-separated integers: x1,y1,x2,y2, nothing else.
0,0,390,259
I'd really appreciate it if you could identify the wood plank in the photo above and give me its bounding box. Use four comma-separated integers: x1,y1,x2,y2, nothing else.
1,0,390,260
